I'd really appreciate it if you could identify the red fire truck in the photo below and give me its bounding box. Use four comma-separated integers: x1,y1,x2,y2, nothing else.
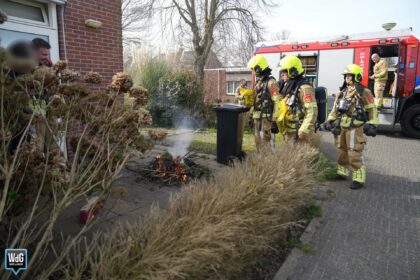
253,28,420,138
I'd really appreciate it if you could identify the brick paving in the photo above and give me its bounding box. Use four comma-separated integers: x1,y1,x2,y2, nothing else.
282,128,420,280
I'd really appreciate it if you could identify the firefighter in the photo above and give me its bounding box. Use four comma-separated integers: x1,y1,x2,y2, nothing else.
235,79,247,105
247,54,280,151
235,79,254,130
324,64,378,189
369,53,388,110
277,55,318,142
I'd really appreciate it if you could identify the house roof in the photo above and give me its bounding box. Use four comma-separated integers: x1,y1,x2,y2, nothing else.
180,50,223,69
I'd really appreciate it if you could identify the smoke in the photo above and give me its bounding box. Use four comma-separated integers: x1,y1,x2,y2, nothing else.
168,116,196,157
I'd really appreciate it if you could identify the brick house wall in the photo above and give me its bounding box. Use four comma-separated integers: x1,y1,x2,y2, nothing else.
203,68,252,103
203,69,227,103
57,0,123,90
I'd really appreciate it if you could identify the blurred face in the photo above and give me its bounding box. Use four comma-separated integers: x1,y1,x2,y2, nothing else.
345,74,354,85
371,54,379,63
240,80,246,87
37,47,50,66
280,71,289,82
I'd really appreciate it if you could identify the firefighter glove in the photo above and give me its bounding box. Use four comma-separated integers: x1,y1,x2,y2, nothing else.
363,124,377,137
271,122,279,134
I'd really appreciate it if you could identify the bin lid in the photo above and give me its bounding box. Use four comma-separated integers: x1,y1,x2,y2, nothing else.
213,103,249,113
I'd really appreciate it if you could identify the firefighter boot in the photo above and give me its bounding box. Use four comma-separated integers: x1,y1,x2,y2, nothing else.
351,165,366,190
337,165,350,179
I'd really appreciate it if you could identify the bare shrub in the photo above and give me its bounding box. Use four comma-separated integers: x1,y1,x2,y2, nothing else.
0,46,153,279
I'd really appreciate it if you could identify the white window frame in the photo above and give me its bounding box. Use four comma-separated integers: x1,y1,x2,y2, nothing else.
0,1,60,62
226,81,236,96
2,0,49,26
226,80,251,96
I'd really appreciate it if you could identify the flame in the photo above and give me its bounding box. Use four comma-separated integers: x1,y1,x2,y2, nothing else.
150,153,190,183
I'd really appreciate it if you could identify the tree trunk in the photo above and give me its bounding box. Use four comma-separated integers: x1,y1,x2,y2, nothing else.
194,56,206,87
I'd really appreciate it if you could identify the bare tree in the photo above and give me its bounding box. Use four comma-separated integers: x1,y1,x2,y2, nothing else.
121,0,154,46
129,0,277,84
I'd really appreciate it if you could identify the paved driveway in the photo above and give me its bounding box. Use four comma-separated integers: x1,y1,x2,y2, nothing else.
283,129,420,280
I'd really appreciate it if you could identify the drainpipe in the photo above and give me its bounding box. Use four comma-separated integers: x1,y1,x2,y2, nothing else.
60,3,67,60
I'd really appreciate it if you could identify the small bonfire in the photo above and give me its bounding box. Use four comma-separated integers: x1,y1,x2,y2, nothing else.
146,152,210,184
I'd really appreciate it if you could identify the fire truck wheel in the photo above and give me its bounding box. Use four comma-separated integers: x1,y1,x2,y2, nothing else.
401,104,420,139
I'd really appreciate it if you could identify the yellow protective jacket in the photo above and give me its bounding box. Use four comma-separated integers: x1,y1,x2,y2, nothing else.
236,86,255,108
277,84,318,135
373,58,388,82
328,84,378,128
252,77,280,120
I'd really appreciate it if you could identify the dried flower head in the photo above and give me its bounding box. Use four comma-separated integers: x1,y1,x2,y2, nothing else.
11,90,31,110
61,69,81,83
111,72,133,92
137,108,153,126
148,129,168,141
58,83,89,97
53,60,68,71
50,104,68,117
106,84,120,95
84,71,102,84
129,86,149,106
0,10,7,24
87,92,107,102
49,94,68,116
33,66,58,87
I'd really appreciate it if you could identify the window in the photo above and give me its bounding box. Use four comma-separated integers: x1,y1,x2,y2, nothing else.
0,0,48,25
227,81,235,95
0,0,60,61
0,29,48,48
226,80,251,96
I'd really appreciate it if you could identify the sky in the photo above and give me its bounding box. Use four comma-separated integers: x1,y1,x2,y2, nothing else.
126,0,420,62
261,0,420,42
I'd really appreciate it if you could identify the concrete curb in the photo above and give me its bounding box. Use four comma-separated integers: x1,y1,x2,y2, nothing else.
273,184,334,280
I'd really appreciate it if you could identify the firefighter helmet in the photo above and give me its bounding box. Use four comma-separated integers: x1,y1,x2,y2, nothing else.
342,64,363,82
278,55,304,79
248,54,269,76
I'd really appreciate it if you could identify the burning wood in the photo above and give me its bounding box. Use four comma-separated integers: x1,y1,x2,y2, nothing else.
146,152,210,184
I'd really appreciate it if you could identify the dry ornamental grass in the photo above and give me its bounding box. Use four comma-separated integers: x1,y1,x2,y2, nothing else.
64,143,318,279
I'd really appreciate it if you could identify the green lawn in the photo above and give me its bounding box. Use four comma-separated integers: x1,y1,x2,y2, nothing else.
190,128,337,182
190,127,283,155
